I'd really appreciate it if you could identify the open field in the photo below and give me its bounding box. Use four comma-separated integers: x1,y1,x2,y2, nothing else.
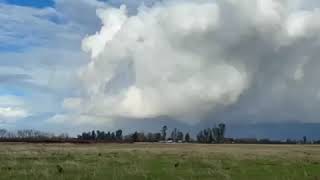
0,143,319,180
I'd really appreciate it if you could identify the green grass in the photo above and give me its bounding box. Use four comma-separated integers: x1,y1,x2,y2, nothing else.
0,143,319,180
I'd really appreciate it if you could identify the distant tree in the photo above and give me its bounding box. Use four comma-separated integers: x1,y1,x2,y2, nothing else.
211,123,226,143
171,128,178,142
209,129,213,143
96,130,101,140
185,133,190,142
146,133,161,142
91,130,96,140
161,125,167,141
259,138,271,144
77,135,81,139
58,133,69,139
17,130,25,138
111,132,116,141
96,130,106,140
197,130,205,143
177,131,184,142
201,129,211,143
101,131,106,140
303,136,307,144
0,129,7,138
195,124,227,144
116,129,123,141
147,133,153,142
106,132,111,141
81,132,86,140
132,131,138,142
6,131,16,138
218,123,226,142
137,132,146,142
204,128,212,143
153,133,161,142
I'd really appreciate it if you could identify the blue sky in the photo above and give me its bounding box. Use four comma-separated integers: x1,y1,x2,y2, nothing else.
0,0,102,133
4,0,54,8
0,0,159,134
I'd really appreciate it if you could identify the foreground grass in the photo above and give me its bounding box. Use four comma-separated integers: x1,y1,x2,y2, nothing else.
0,143,319,180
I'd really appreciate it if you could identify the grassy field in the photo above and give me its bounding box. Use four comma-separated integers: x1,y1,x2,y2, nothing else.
0,143,319,180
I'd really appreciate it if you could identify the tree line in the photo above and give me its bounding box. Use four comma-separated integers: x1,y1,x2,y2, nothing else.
0,124,318,144
76,125,190,143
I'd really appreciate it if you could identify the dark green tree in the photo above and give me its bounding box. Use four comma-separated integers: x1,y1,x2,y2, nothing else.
185,133,190,142
154,133,161,142
161,125,167,141
91,130,96,140
171,128,178,142
106,132,111,141
177,131,184,142
197,130,205,143
218,123,226,143
132,131,138,142
116,129,123,141
111,132,116,141
147,133,153,142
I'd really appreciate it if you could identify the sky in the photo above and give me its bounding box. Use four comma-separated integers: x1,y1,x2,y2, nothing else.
1,0,320,138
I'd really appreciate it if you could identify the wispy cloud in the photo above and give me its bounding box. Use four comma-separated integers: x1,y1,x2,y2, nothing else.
0,95,29,123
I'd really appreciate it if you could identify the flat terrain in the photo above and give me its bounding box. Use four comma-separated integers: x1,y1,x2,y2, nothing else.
0,143,319,180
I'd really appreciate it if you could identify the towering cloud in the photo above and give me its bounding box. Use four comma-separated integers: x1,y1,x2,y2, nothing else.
61,0,320,125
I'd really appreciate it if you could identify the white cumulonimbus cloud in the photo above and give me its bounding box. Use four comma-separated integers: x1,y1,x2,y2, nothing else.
61,0,320,125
